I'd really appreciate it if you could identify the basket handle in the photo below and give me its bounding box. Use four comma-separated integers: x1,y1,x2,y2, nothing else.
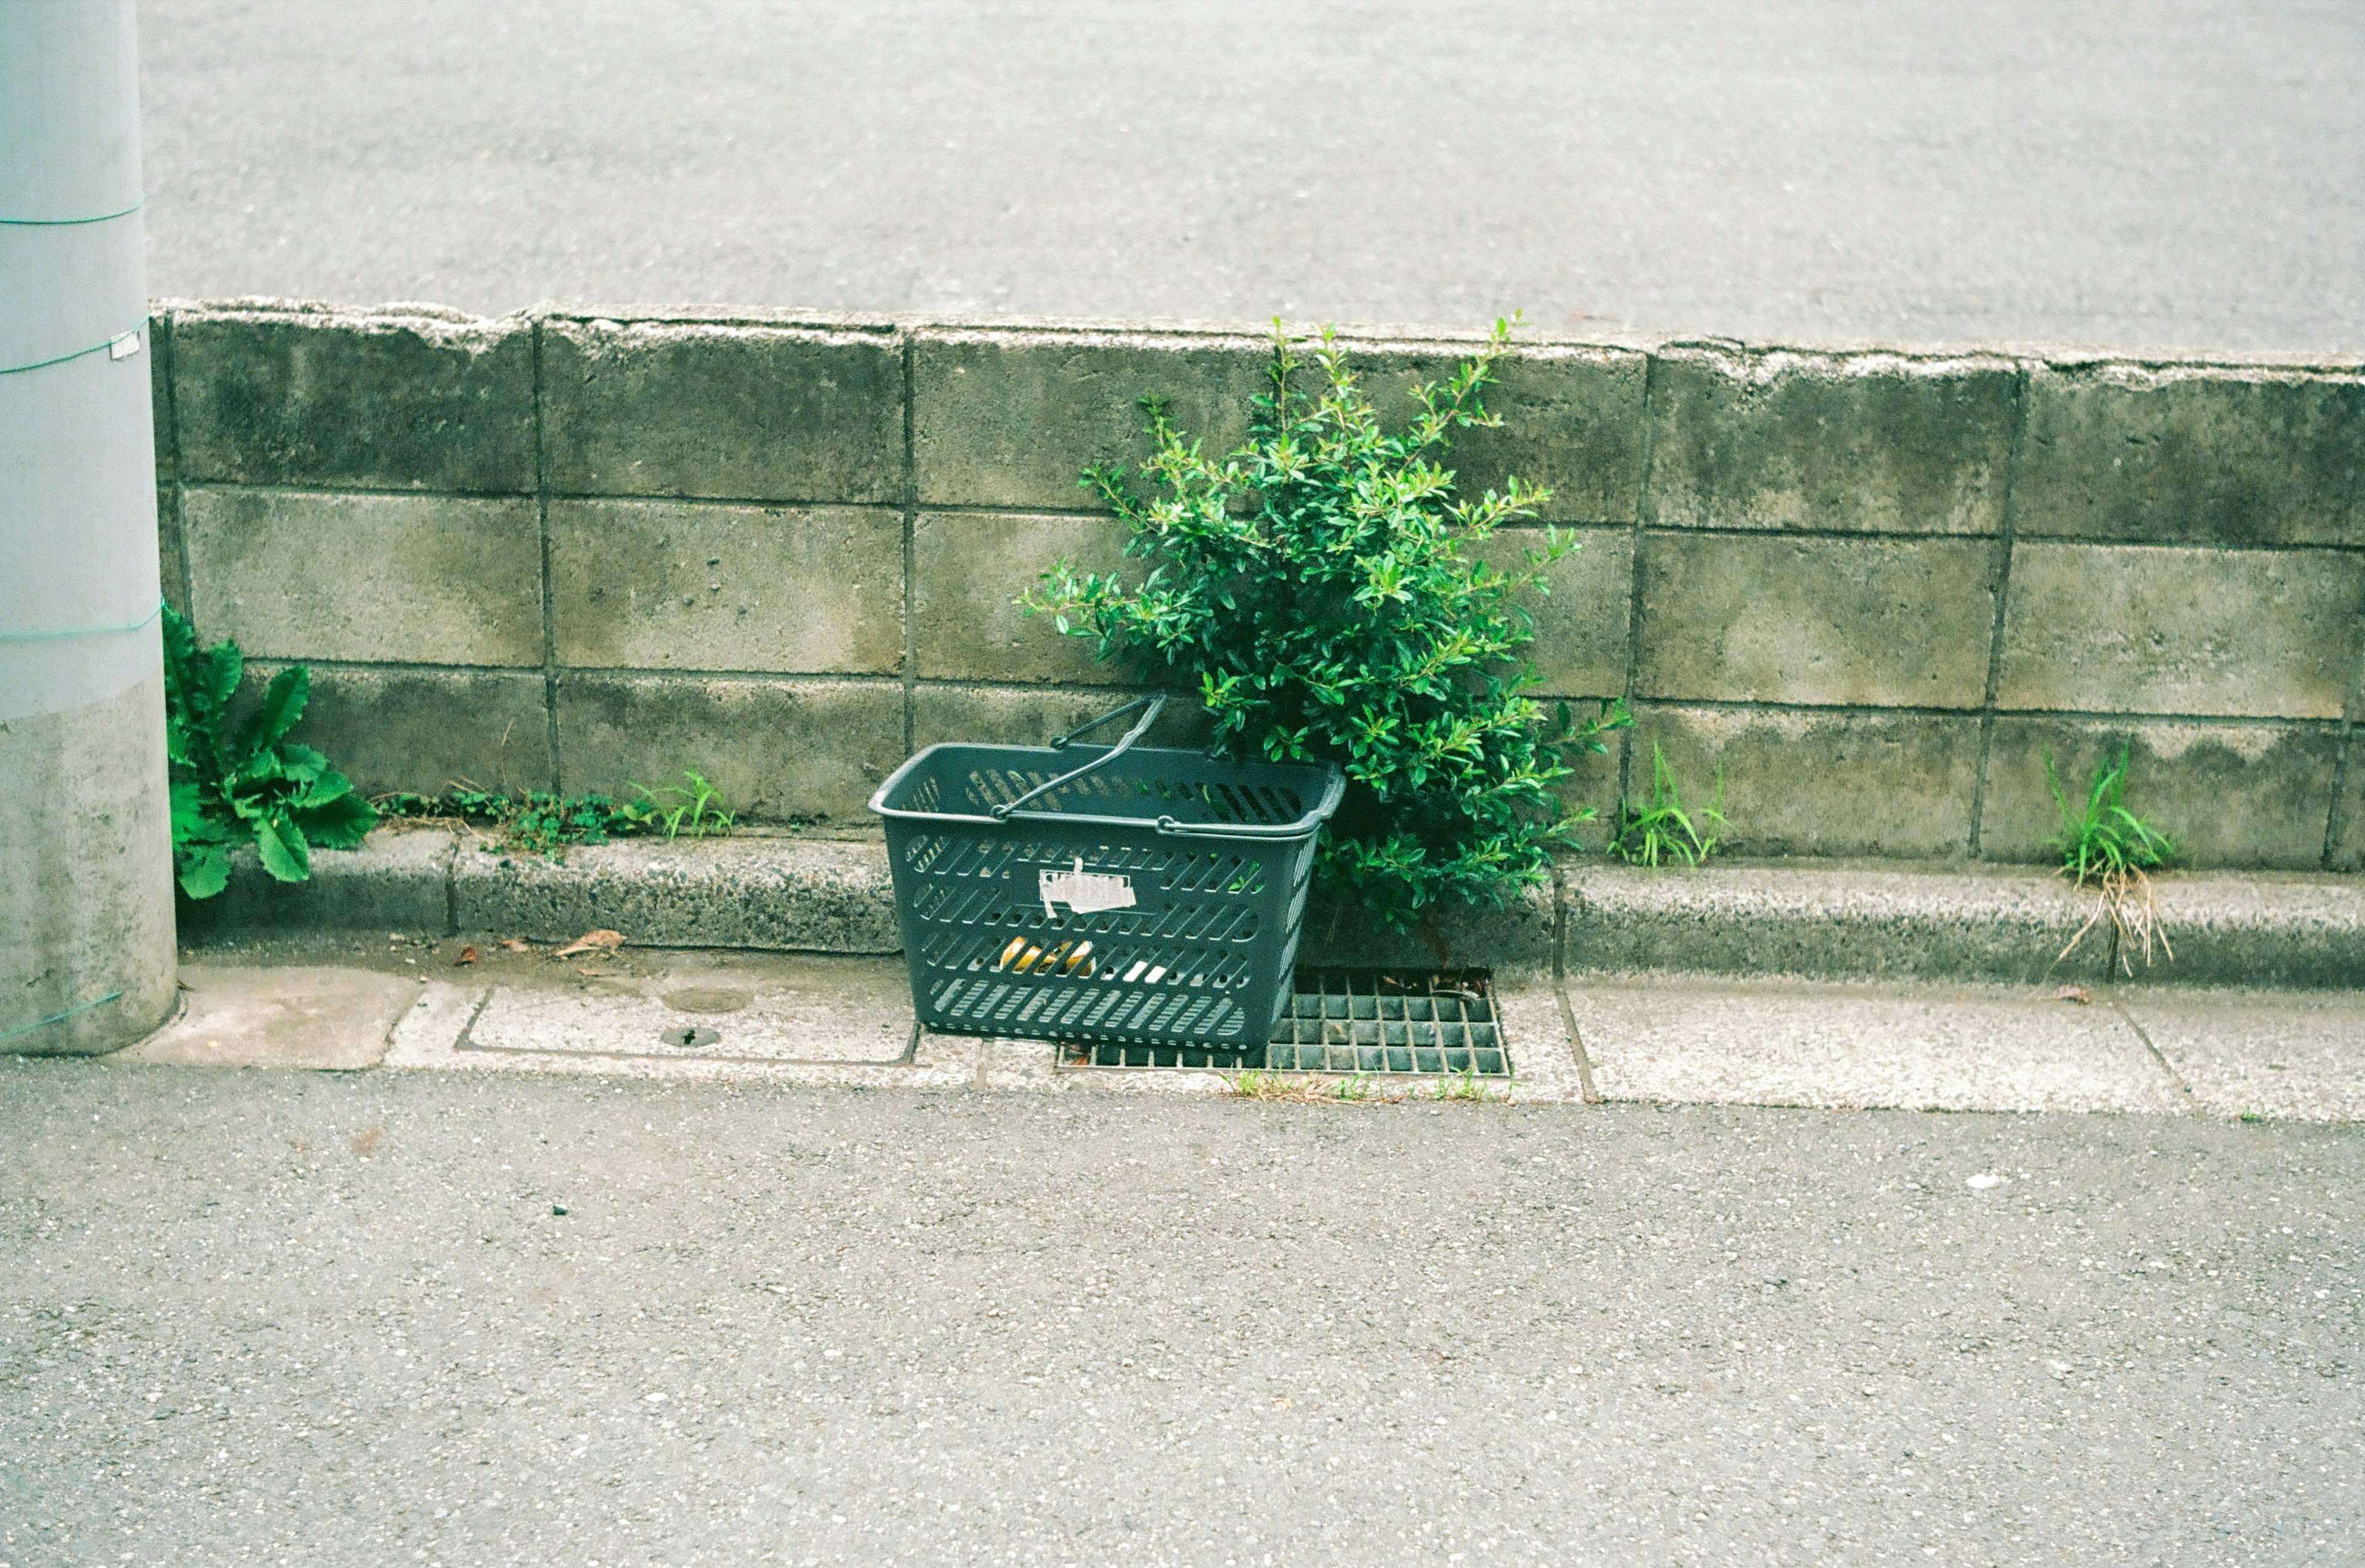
989,691,1168,820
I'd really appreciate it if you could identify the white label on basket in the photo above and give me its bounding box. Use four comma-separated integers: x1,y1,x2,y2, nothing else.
1040,857,1136,917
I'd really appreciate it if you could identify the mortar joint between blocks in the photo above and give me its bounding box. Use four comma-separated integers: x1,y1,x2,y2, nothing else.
531,318,562,794
1967,362,2033,860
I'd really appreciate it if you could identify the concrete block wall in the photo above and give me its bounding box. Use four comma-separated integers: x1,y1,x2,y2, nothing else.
150,301,2365,871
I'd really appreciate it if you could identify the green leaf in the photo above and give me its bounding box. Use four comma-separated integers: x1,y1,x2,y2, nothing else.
176,842,232,900
234,665,309,765
253,815,312,883
293,788,378,849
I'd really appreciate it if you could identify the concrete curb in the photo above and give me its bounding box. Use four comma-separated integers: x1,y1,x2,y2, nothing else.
179,829,2365,990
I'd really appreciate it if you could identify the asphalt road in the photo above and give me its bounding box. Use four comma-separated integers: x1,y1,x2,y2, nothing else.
5,1058,2359,1565
137,1,2365,352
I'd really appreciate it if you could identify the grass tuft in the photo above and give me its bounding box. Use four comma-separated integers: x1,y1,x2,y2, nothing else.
2045,746,2176,976
1611,742,1726,867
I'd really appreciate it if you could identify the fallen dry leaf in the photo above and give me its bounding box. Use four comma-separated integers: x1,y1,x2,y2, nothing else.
455,945,479,966
498,937,531,952
2056,985,2092,1005
554,929,627,958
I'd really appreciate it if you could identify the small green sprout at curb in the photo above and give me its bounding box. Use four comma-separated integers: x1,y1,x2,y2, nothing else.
381,770,734,860
2045,745,2175,976
632,770,736,841
1224,1069,1328,1102
2239,1109,2268,1125
1334,1073,1374,1102
1611,742,1726,867
1428,1064,1511,1102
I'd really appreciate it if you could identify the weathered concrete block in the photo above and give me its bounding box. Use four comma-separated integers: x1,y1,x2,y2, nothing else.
912,511,1131,683
1627,706,1981,859
550,499,902,674
1995,543,2364,720
253,665,554,799
156,487,189,618
557,674,905,823
1299,879,1558,974
1635,533,1996,706
911,328,1268,511
540,317,902,503
184,487,544,666
453,834,900,953
1549,721,1626,852
1476,525,1634,698
2334,748,2365,873
1645,348,2018,535
2018,362,2365,547
148,309,176,482
1979,717,2340,871
171,305,536,493
1350,340,1649,523
909,682,1203,753
178,828,458,939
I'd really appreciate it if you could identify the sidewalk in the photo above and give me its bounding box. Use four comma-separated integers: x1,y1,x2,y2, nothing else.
120,930,2365,1123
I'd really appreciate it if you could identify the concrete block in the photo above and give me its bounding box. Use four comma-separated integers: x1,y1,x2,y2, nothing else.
912,328,1269,511
550,499,902,674
1978,717,2340,871
1298,878,1558,975
185,487,543,666
1645,347,2018,535
1628,706,1982,859
1635,533,1997,706
250,665,554,799
1574,977,2183,1113
2018,363,2365,547
908,681,1213,754
171,305,535,492
540,317,902,503
177,827,457,939
2130,873,2365,990
148,309,176,482
1995,543,2365,720
556,674,905,823
452,835,901,953
1476,526,1633,698
912,511,1132,683
1350,340,1649,523
2334,746,2364,873
156,487,190,618
1561,860,2107,986
2120,990,2365,1121
1550,719,1627,853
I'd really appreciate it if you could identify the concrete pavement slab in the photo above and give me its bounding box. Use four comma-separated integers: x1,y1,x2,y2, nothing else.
2120,988,2365,1122
1573,978,2187,1113
122,964,418,1070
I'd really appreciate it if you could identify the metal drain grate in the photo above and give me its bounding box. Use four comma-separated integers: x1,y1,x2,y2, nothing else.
1062,968,1505,1075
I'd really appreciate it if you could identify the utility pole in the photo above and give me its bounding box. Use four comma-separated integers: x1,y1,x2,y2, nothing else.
0,0,177,1054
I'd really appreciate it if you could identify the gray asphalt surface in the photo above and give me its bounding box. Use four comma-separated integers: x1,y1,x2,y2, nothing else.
6,1058,2359,1566
138,1,2365,352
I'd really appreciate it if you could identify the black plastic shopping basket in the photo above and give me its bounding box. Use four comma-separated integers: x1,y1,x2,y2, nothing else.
869,693,1345,1049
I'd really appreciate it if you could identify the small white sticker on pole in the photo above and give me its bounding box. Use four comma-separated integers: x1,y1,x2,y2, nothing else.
108,331,141,360
1040,857,1136,918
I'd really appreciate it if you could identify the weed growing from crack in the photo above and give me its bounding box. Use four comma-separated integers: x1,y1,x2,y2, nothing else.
1611,741,1726,867
2045,746,2176,976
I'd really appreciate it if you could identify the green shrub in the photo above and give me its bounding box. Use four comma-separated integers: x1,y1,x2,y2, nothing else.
1025,318,1627,931
163,606,378,899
